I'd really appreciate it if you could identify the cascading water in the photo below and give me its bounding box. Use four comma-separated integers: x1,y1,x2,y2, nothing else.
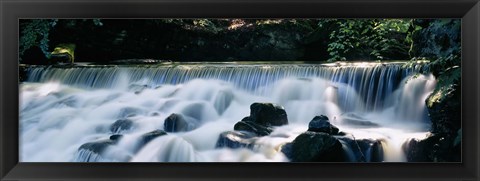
20,62,435,162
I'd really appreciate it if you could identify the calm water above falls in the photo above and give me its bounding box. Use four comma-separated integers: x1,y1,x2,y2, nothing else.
20,62,435,162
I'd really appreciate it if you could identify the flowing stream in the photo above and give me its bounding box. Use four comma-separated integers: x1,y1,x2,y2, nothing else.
20,62,436,162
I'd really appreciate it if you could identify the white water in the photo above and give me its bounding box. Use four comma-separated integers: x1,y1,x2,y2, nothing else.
20,62,434,162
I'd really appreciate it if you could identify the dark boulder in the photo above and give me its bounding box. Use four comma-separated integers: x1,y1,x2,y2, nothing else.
307,115,339,135
140,130,168,144
134,129,168,152
163,113,197,132
78,134,123,154
337,137,384,162
249,102,288,127
402,133,460,162
234,117,273,136
50,53,73,64
77,134,133,162
281,131,345,162
411,66,461,162
110,119,135,133
426,67,461,135
215,131,257,149
411,19,460,59
109,134,124,141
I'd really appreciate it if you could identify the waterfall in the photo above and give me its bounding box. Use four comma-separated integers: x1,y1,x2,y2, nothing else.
20,62,434,162
26,62,429,112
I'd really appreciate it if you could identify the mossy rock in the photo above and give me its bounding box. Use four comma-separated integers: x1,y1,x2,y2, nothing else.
425,66,461,134
51,43,75,64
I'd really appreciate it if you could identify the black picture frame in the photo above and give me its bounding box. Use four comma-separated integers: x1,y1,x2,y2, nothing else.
1,0,479,180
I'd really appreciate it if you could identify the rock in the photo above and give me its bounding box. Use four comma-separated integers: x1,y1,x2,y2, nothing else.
19,65,28,82
426,67,461,135
337,137,384,162
233,117,273,136
249,102,288,127
369,140,384,162
281,131,345,162
140,130,168,144
110,119,134,133
412,66,461,162
402,136,437,162
402,133,460,162
77,135,132,162
163,113,197,132
109,134,124,141
50,43,76,64
307,115,339,135
340,113,380,128
78,135,122,154
179,102,207,120
128,84,148,94
117,107,144,118
50,53,72,64
227,102,288,137
134,130,168,152
411,19,460,59
215,131,257,149
213,89,234,115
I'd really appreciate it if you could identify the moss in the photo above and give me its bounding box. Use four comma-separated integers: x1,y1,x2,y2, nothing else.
425,65,461,134
51,43,76,63
427,66,460,108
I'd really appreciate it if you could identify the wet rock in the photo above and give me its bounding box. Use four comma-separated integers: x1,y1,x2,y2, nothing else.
149,112,160,116
228,102,288,137
117,107,144,118
402,133,460,162
109,134,124,141
78,135,123,154
179,102,207,120
213,89,234,115
215,131,257,149
140,130,168,144
110,119,134,133
416,66,461,162
249,102,288,126
163,113,197,132
128,84,148,94
337,137,384,162
340,113,380,128
411,19,460,59
234,117,273,136
307,115,339,135
281,131,345,162
426,67,461,135
50,53,73,64
56,96,78,107
50,43,75,64
135,130,168,152
77,134,133,162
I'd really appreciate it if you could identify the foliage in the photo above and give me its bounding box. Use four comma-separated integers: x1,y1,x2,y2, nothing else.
19,19,103,62
19,19,58,61
190,19,222,34
318,19,412,62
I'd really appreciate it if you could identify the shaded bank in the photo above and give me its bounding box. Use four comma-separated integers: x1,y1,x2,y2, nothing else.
20,19,434,63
